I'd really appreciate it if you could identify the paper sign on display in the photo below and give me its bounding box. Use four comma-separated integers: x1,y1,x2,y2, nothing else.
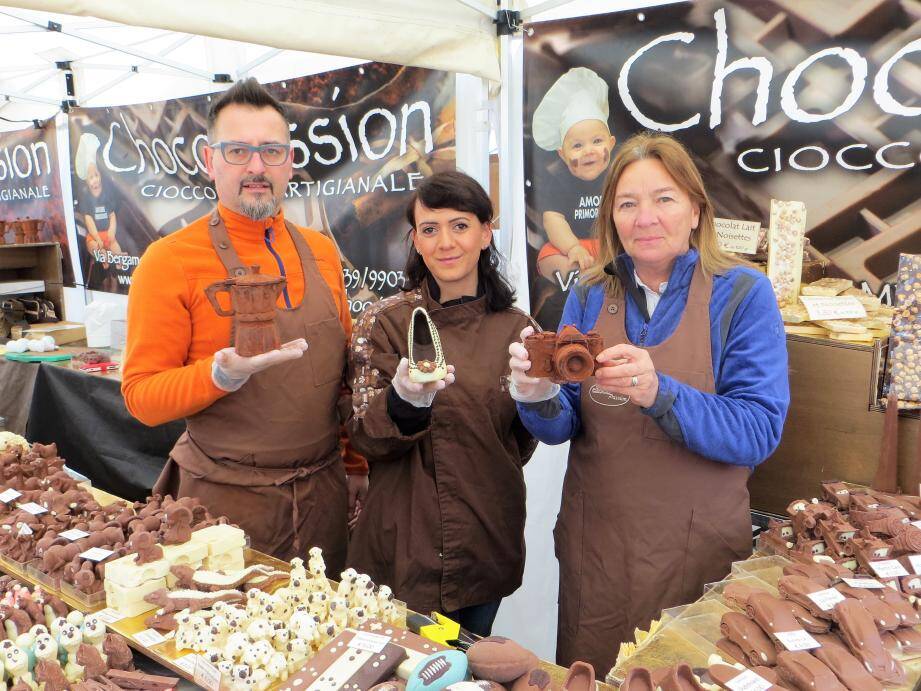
870,560,909,578
175,654,199,675
94,608,125,624
194,655,221,691
842,577,884,589
348,631,391,653
134,628,166,647
807,588,846,611
59,528,90,541
78,547,114,562
799,296,867,321
715,218,761,255
912,520,921,529
725,668,774,691
17,524,32,536
908,555,921,575
774,629,821,651
17,502,47,515
0,489,22,503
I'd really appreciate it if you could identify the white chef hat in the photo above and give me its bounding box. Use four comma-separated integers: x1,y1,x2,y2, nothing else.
75,132,101,180
532,67,610,152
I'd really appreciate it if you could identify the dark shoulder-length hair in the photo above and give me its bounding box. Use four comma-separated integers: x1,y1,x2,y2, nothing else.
403,170,516,313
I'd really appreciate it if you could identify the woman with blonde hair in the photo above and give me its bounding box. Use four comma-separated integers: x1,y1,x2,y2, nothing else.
508,132,789,675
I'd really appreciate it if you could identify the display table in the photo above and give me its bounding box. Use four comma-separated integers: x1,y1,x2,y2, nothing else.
751,335,918,514
0,349,182,500
0,481,608,691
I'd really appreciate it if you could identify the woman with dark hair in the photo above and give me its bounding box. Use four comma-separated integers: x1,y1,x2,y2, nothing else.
346,170,536,635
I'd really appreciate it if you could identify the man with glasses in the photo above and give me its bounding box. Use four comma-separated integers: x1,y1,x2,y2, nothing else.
122,78,367,570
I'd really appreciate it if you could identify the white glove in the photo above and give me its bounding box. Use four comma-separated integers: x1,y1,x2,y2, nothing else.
211,338,308,392
508,326,560,403
391,357,455,408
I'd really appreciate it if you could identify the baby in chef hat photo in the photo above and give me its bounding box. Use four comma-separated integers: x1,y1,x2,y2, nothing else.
75,131,124,267
532,67,615,281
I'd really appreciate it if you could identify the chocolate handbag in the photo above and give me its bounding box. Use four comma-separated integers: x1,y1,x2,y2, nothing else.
407,306,447,383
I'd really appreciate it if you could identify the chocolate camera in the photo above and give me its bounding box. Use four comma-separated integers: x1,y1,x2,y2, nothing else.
524,326,604,383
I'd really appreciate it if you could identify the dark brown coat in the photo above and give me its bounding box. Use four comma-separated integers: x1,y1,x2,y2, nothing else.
346,284,536,613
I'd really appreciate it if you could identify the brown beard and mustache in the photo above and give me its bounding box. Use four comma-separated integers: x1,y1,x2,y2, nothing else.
238,174,279,221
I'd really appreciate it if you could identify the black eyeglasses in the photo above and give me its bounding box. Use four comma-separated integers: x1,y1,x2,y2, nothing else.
208,141,291,166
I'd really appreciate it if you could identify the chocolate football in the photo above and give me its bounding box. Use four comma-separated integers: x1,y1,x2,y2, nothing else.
407,650,469,691
467,636,539,683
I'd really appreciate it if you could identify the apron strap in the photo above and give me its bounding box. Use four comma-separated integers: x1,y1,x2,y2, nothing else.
283,219,342,319
207,209,250,278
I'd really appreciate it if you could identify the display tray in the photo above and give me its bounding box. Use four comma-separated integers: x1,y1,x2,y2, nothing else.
608,549,921,690
0,486,607,691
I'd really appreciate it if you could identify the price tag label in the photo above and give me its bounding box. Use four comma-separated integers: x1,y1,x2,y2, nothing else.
799,295,867,320
134,628,166,647
194,655,221,691
911,521,921,529
806,588,846,611
842,577,885,589
726,668,773,691
871,560,909,578
0,489,21,504
94,608,125,624
715,218,761,255
348,631,391,653
59,528,90,542
78,547,114,562
17,523,32,536
17,502,47,515
774,629,821,651
908,555,921,575
175,654,199,675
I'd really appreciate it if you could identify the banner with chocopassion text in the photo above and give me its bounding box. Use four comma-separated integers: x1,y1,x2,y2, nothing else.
0,125,75,285
68,64,455,304
524,1,921,328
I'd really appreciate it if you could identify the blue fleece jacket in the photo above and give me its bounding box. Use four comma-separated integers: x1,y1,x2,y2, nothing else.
517,250,790,468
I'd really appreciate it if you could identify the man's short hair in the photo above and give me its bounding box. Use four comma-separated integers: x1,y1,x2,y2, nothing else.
206,78,288,140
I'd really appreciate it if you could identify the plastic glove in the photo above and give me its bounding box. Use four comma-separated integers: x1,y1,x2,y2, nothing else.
211,338,308,392
508,326,560,403
391,357,455,408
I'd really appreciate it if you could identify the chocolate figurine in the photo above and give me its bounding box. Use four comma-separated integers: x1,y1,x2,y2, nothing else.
205,266,286,357
523,326,604,383
833,599,905,684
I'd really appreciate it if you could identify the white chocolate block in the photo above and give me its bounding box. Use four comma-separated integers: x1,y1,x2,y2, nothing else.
162,540,208,566
190,525,246,556
104,577,166,617
103,554,170,588
203,549,245,572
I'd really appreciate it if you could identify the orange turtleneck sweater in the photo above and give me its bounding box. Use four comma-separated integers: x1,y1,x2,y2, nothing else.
121,204,367,474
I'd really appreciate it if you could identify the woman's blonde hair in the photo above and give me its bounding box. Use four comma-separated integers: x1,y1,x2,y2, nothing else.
581,131,746,295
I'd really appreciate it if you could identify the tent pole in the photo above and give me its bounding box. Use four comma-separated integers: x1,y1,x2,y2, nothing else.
498,0,530,312
453,0,498,19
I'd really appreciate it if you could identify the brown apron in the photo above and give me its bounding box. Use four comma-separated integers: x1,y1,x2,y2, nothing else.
555,262,752,674
153,210,348,569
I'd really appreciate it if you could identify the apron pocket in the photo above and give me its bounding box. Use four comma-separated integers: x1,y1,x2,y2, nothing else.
553,490,585,636
303,317,346,386
642,416,675,443
683,507,751,600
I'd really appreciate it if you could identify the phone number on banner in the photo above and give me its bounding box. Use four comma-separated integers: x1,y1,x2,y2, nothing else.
343,268,406,292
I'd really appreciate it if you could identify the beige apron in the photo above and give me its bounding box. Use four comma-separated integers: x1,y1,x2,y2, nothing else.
154,210,348,569
556,263,752,675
